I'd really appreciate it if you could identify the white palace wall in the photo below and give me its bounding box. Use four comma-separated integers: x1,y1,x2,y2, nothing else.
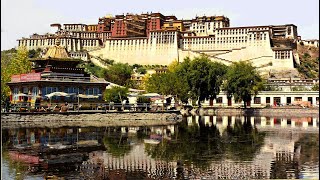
89,31,179,65
88,26,297,70
211,29,294,70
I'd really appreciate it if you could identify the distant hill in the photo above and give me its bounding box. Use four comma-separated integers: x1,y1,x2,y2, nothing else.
296,44,319,79
1,48,17,67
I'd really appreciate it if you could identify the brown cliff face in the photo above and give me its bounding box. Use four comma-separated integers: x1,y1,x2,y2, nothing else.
296,44,319,78
297,43,319,58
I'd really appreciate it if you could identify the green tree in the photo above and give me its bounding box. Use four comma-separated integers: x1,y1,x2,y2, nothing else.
103,58,114,65
167,59,179,72
1,46,31,102
102,63,133,86
78,61,106,78
132,63,143,69
145,73,161,93
145,58,190,99
145,56,227,104
311,84,319,91
291,86,309,91
174,57,192,103
9,46,31,75
145,119,225,169
176,55,227,105
81,61,136,88
137,96,151,103
145,71,189,102
28,48,41,58
136,67,147,74
223,61,263,108
222,117,266,161
104,86,128,103
103,133,131,157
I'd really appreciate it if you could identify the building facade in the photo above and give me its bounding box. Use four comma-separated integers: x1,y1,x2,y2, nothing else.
200,91,319,107
17,13,310,73
8,40,108,106
297,38,319,47
188,16,230,36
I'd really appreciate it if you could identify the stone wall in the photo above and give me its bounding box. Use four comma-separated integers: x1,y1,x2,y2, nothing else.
206,108,319,117
1,113,180,129
89,32,179,65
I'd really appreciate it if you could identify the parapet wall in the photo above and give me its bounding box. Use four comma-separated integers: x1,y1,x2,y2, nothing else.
89,35,296,71
90,43,179,65
1,113,180,128
89,31,179,65
210,108,319,117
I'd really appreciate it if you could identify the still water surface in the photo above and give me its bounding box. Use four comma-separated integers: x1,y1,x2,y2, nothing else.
2,116,319,179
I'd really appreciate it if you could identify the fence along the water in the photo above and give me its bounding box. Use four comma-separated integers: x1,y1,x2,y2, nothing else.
4,102,175,112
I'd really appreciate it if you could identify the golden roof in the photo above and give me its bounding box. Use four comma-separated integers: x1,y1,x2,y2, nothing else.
42,39,70,59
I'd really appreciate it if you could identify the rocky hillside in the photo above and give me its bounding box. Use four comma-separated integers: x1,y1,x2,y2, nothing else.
296,44,319,78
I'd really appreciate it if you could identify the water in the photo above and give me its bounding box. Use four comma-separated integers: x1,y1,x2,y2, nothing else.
1,115,319,179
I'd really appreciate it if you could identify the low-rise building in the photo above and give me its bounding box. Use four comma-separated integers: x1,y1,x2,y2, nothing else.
200,91,319,107
7,39,109,107
297,39,319,47
267,78,319,91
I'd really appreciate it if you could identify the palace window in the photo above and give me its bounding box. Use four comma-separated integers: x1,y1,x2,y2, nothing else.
286,97,292,104
22,87,28,94
216,97,223,103
85,87,101,95
13,88,19,101
266,97,270,104
42,87,60,100
254,97,261,104
32,87,39,97
294,97,302,101
42,87,59,96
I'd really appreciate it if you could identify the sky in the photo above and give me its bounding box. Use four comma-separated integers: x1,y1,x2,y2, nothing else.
1,0,319,50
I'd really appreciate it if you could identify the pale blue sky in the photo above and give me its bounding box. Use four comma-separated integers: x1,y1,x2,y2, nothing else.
1,0,319,50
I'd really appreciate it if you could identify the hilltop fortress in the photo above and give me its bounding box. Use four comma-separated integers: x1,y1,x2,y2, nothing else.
17,12,303,73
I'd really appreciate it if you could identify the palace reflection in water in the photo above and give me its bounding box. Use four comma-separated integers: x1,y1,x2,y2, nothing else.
2,116,319,179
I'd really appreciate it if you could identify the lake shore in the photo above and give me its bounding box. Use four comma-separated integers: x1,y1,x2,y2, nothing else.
1,107,318,128
200,107,319,117
1,113,181,129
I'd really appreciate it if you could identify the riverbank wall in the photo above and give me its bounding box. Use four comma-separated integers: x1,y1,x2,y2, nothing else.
1,113,180,129
2,107,318,128
203,107,319,117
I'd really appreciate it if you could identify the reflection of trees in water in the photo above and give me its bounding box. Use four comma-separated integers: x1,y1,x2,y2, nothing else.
260,127,318,179
136,127,151,140
295,134,319,165
222,116,266,161
2,129,40,179
145,116,266,169
2,150,30,180
104,169,174,180
103,127,131,157
2,127,107,179
269,133,320,179
145,116,224,169
2,129,10,146
270,151,300,179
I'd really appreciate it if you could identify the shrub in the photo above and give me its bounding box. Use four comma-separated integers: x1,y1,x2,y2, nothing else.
137,96,151,103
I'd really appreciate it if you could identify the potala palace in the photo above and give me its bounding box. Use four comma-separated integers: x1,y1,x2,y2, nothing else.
17,12,318,74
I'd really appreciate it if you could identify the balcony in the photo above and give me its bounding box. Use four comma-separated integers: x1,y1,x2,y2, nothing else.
41,75,91,82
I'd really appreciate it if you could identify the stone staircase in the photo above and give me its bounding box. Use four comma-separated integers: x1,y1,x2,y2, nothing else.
188,47,274,70
88,54,109,69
